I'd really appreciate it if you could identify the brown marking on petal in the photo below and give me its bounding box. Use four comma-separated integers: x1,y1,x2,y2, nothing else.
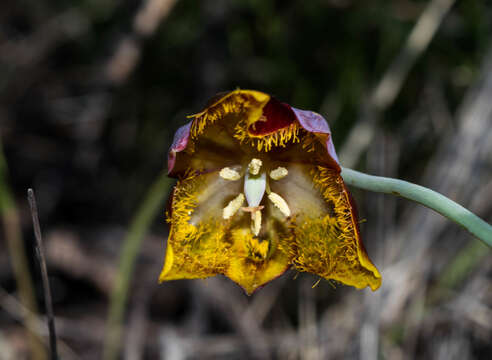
326,200,336,218
165,185,177,221
226,225,294,295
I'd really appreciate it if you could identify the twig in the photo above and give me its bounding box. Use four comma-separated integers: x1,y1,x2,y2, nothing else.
340,0,456,167
103,172,172,360
373,46,492,327
341,168,492,246
0,140,46,360
27,189,58,360
0,287,80,360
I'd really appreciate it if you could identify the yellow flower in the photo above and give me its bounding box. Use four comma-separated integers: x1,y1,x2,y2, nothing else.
160,90,381,294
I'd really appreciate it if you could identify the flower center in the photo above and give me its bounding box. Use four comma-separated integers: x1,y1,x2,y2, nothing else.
220,158,291,236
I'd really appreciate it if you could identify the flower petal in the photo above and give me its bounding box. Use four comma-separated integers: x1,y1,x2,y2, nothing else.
159,169,294,294
225,226,292,295
167,121,192,176
269,163,381,291
248,98,297,136
290,107,340,170
159,170,239,281
163,90,381,293
167,90,271,176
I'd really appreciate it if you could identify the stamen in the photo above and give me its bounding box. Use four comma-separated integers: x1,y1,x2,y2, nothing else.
269,167,288,180
251,210,262,236
220,167,241,181
248,158,262,175
268,192,291,217
223,193,245,220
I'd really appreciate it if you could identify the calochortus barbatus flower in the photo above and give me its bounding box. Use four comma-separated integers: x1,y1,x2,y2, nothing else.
160,90,381,294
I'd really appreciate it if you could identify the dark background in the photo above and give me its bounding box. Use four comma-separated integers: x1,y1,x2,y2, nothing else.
0,0,491,359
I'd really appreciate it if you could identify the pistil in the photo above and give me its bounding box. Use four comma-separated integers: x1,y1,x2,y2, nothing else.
220,159,291,236
248,158,262,175
244,169,266,208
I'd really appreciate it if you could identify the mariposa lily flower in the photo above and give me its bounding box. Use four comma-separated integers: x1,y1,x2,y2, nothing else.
159,90,381,294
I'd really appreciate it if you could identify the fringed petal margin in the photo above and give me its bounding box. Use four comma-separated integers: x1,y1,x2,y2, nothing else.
189,89,270,139
159,170,231,281
292,166,381,290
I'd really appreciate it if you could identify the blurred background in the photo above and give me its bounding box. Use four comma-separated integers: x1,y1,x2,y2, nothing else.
0,0,491,359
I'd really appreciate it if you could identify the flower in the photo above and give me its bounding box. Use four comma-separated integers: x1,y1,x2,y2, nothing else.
159,90,381,294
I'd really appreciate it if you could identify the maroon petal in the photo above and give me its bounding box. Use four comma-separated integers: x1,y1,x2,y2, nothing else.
167,121,192,175
249,98,296,136
291,107,341,171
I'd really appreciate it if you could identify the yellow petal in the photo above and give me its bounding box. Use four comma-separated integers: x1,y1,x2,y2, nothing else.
159,170,237,281
225,227,292,295
159,169,294,294
189,90,270,139
269,164,381,291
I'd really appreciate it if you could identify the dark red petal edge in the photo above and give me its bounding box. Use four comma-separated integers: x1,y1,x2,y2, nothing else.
249,98,296,136
290,107,341,171
342,182,373,270
167,121,192,176
166,103,341,175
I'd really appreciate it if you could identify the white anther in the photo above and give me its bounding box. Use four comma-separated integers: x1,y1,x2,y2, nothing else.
269,167,288,180
248,158,262,175
268,192,291,217
251,210,262,236
223,193,245,220
219,167,241,181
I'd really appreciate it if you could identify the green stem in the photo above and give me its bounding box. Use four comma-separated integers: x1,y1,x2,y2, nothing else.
103,172,173,360
341,167,492,247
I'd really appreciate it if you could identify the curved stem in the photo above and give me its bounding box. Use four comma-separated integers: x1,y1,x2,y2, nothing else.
341,167,492,247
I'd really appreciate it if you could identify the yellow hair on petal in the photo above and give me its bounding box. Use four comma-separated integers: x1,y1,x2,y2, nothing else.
292,166,381,291
160,170,231,281
226,225,292,294
188,89,270,139
301,132,318,153
230,228,269,263
233,121,301,152
167,169,198,228
247,237,269,262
